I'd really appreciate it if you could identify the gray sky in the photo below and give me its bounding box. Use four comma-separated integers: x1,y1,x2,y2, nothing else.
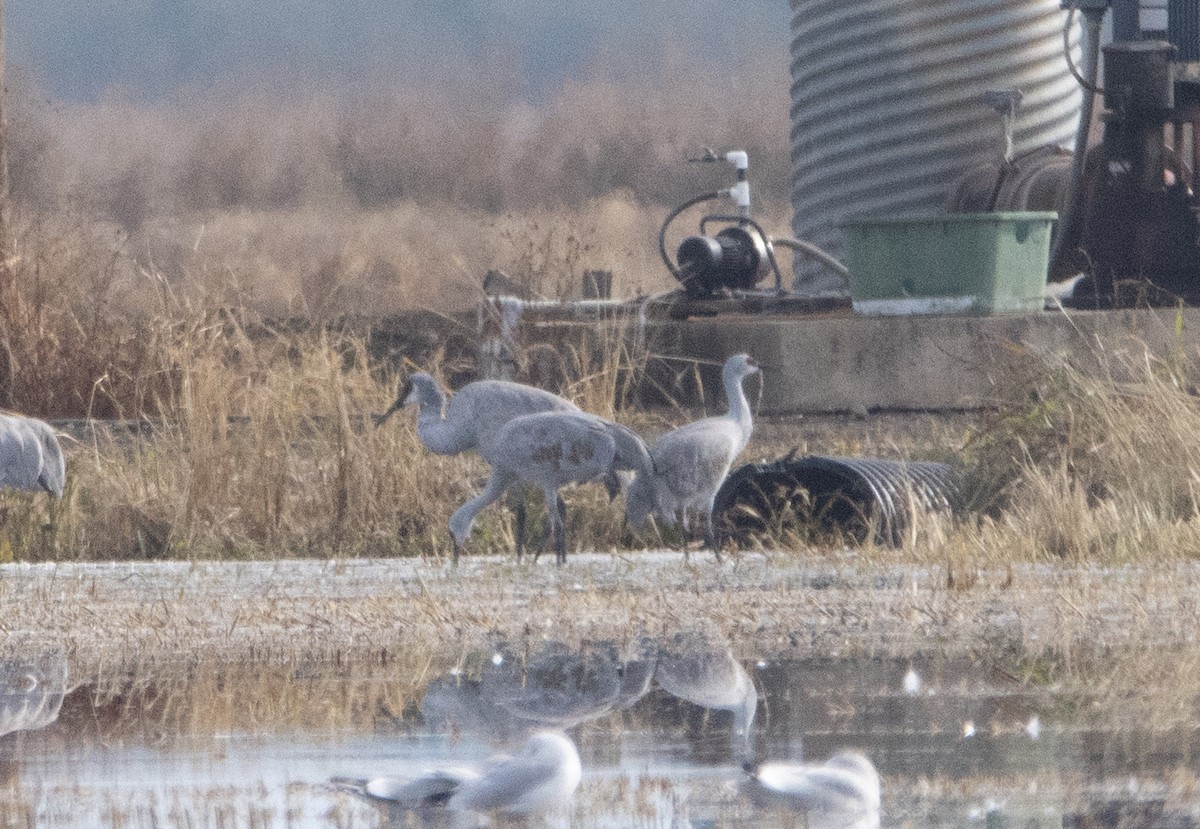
7,1,790,101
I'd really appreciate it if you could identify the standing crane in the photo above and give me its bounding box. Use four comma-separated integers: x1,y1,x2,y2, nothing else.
625,354,759,557
374,371,580,557
448,411,654,564
0,413,65,497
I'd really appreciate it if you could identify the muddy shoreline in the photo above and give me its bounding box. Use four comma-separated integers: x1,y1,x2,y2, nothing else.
4,553,1193,676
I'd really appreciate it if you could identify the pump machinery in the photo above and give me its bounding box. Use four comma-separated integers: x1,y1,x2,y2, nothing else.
952,0,1200,307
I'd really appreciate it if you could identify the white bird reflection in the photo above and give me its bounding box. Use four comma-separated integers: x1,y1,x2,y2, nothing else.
0,649,68,739
745,750,881,829
333,730,581,825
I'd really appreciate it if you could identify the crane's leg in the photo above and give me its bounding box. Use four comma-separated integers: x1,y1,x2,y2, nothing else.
602,471,621,501
531,493,566,564
702,506,723,564
680,509,693,563
515,499,527,562
449,472,514,565
556,493,568,565
545,488,567,565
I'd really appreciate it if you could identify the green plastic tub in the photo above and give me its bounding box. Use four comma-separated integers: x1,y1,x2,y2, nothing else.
841,212,1057,315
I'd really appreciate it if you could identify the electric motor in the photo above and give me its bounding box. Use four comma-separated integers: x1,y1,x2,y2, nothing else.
675,226,768,297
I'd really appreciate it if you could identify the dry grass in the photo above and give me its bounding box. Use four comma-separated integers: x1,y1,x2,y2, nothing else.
2,56,1200,569
943,340,1200,565
9,274,1200,568
5,53,791,319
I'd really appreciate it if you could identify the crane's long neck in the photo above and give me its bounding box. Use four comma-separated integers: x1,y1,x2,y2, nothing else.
724,370,753,448
415,384,472,455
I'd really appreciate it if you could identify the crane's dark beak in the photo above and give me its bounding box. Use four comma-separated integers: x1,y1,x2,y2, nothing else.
373,378,413,428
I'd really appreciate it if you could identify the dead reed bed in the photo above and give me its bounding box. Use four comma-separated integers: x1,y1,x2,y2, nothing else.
6,53,792,319
5,60,1200,610
945,336,1200,565
9,249,1200,570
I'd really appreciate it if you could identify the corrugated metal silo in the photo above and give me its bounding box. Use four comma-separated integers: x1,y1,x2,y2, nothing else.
789,0,1084,293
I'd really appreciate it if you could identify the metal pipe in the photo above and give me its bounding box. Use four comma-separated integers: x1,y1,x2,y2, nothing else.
769,236,849,279
658,192,724,279
1050,3,1106,273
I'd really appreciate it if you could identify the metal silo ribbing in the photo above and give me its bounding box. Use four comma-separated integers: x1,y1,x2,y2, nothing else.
789,0,1083,292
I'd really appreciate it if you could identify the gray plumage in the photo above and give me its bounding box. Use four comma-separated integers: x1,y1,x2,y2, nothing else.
333,765,480,810
0,649,69,738
746,751,881,829
374,373,579,464
0,413,66,497
333,731,582,820
375,372,581,557
449,411,654,564
626,354,759,554
481,640,655,727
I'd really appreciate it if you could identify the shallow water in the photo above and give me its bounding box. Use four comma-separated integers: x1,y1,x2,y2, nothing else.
0,638,1197,829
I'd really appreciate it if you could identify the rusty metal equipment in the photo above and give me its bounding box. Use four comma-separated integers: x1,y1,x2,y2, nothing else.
951,1,1200,307
1063,36,1200,305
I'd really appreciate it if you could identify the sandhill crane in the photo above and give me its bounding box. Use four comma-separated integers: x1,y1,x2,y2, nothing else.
745,751,881,829
0,413,65,497
449,411,654,564
625,354,759,557
374,372,581,556
332,730,582,820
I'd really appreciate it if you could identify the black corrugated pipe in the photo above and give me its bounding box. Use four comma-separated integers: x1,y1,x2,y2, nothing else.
712,453,960,547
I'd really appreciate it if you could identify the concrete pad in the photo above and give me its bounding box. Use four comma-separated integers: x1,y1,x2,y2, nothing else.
645,307,1200,414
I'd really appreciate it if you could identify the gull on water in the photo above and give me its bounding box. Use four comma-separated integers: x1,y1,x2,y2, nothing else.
745,750,881,829
333,730,582,823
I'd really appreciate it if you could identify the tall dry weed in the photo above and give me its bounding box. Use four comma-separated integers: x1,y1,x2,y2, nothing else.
59,326,482,561
953,339,1200,562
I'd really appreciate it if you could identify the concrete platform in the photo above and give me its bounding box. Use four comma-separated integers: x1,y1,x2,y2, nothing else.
645,307,1200,414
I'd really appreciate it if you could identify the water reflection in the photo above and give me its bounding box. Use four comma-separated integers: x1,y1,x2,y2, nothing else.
1,635,1197,829
0,648,68,739
653,634,757,764
480,640,655,727
421,634,753,759
422,639,658,736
